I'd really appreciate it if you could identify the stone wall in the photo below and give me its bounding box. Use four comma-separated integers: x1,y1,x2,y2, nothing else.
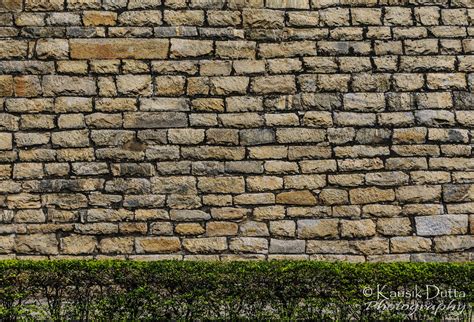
0,0,473,261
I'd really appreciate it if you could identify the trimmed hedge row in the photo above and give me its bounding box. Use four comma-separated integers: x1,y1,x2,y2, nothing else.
0,260,472,320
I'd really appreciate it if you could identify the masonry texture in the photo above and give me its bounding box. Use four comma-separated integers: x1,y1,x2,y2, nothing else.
0,0,473,262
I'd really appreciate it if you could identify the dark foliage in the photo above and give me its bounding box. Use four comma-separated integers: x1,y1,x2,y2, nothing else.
0,260,472,320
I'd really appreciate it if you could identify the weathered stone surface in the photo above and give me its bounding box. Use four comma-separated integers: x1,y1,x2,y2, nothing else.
85,208,131,222
198,177,245,193
229,237,268,253
0,114,19,131
269,239,305,254
377,218,412,236
15,234,58,255
0,235,15,253
251,76,296,94
216,41,256,59
99,237,134,254
253,206,285,220
297,219,338,238
207,221,239,236
210,77,249,95
211,207,248,220
117,75,152,96
83,11,117,26
152,176,196,194
14,209,45,223
276,190,317,205
365,172,409,186
182,237,227,253
307,240,354,254
75,223,118,235
247,176,282,192
36,39,69,59
434,235,474,252
353,238,389,256
0,76,13,97
396,185,441,203
170,210,210,221
13,163,43,179
42,194,88,209
118,10,162,26
415,215,468,236
124,112,187,128
269,220,295,237
150,222,173,235
0,41,28,59
164,10,204,25
43,76,96,96
350,187,395,204
277,128,325,144
52,130,89,148
105,178,150,194
70,39,169,59
0,0,23,11
259,41,315,59
61,234,97,254
443,184,474,202
243,9,284,28
391,237,432,253
136,237,181,253
0,133,12,150
341,220,376,238
170,39,213,58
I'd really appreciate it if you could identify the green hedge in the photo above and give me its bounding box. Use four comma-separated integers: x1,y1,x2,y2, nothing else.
0,260,472,320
